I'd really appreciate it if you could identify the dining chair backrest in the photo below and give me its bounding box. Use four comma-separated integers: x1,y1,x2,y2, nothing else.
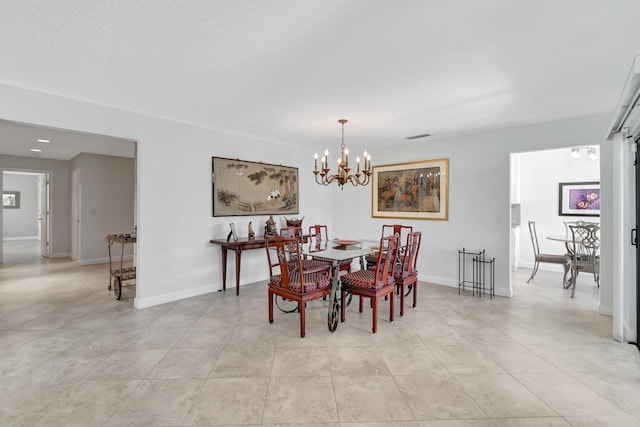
308,225,329,242
381,224,413,244
372,234,400,287
266,235,299,290
281,226,303,241
280,225,303,259
563,220,598,239
528,221,541,256
398,231,422,277
364,224,412,270
308,224,352,272
568,223,600,272
265,235,283,281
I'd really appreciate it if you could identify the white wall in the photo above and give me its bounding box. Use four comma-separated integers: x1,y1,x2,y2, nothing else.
516,147,600,270
0,155,70,258
0,83,617,315
331,113,612,301
0,83,332,309
70,153,135,264
2,172,39,239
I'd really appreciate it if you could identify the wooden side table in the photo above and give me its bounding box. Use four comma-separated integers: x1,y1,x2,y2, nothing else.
209,236,268,295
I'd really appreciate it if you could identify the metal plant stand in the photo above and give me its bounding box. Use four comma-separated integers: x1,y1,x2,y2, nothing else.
458,248,485,296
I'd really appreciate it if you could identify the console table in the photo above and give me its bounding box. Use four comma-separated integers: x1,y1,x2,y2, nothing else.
209,236,268,295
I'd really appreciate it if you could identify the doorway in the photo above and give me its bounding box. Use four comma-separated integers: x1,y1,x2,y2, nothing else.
2,170,50,265
510,146,601,306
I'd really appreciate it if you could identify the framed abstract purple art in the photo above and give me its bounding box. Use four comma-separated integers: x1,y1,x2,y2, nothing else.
558,181,600,217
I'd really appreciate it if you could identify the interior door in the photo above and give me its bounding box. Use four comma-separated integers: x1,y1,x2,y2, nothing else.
39,173,50,258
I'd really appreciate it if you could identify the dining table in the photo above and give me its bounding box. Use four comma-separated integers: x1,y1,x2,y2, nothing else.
547,234,573,249
301,238,379,332
547,234,600,255
546,234,575,286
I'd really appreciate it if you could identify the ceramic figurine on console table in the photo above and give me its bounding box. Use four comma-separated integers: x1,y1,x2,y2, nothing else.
265,215,277,237
248,221,255,240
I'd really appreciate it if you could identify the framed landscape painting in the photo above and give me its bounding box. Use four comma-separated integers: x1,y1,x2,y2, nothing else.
558,181,600,217
372,158,448,220
212,157,299,217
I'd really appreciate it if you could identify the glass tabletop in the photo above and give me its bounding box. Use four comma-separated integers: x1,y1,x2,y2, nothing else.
301,239,379,261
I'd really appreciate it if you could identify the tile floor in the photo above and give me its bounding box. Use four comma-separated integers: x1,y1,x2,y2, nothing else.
1,242,640,426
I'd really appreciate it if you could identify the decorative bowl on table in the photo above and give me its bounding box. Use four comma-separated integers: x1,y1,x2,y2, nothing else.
333,239,362,249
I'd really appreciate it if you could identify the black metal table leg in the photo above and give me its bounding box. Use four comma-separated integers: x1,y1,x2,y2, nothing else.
327,260,340,332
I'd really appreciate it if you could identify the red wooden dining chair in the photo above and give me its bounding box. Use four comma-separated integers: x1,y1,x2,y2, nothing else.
365,224,413,270
265,235,332,338
394,231,422,316
308,224,353,273
280,226,331,273
280,225,303,241
340,234,400,333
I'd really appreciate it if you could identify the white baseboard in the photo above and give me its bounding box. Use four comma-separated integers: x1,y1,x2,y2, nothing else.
420,273,456,287
50,252,70,259
134,284,217,309
518,261,565,273
598,303,613,317
420,274,511,298
623,324,637,344
3,236,39,241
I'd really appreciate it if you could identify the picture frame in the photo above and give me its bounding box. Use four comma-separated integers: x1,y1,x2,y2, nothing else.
2,191,20,209
212,157,299,217
558,181,600,217
227,223,238,242
372,158,449,220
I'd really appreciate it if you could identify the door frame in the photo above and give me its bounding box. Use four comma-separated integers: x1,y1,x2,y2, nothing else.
37,172,51,258
1,168,52,264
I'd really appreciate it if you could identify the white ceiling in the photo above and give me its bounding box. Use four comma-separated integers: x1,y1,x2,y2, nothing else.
0,119,135,160
1,0,639,160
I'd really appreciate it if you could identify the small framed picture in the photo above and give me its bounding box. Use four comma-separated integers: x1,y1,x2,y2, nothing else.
558,181,600,217
230,223,238,241
2,191,20,209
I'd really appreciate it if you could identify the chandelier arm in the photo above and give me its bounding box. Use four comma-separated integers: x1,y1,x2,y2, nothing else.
346,174,364,187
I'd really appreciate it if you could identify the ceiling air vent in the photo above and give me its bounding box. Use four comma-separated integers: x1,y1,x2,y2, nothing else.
405,133,430,140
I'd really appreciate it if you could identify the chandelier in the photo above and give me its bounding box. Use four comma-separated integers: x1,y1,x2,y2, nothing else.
313,119,372,190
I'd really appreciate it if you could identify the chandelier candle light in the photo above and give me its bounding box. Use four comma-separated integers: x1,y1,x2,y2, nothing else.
313,119,372,190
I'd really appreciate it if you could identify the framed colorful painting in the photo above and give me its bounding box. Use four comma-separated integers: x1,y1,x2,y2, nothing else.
372,158,448,220
558,181,600,217
212,157,299,217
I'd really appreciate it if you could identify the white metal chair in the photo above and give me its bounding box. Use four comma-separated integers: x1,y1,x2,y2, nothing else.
563,220,598,239
567,223,600,298
527,221,571,285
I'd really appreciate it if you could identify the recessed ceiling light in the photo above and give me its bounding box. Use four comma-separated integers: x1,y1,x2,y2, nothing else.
37,139,50,143
30,148,42,152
